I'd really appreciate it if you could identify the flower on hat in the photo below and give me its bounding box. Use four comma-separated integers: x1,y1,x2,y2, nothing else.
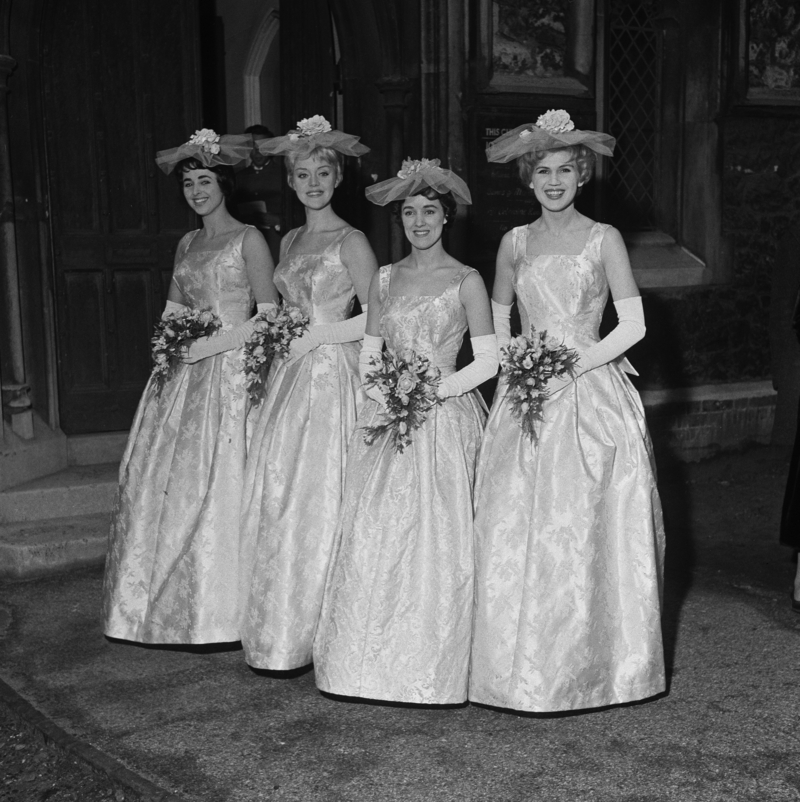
533,109,575,134
397,157,441,179
295,115,332,137
188,128,221,155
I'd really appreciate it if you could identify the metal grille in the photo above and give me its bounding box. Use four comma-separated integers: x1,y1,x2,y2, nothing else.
606,0,659,229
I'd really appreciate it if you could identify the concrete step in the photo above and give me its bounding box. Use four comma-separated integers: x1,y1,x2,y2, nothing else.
0,512,109,578
0,463,118,524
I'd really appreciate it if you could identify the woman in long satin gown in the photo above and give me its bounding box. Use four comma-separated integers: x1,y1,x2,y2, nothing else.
469,112,665,713
236,118,379,671
314,160,498,704
103,131,277,644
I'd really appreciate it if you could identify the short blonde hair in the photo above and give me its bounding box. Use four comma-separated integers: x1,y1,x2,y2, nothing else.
516,145,596,187
285,146,343,181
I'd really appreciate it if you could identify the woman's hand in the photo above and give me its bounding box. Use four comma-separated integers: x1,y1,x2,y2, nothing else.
286,332,318,364
544,373,575,398
180,338,201,364
365,385,387,410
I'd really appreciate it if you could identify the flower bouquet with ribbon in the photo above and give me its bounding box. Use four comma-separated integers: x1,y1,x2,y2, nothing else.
501,329,580,443
243,302,309,403
151,308,221,394
362,349,443,454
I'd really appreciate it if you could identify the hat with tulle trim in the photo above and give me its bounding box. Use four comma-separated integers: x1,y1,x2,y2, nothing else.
365,158,472,206
155,129,254,174
256,115,369,159
486,110,616,163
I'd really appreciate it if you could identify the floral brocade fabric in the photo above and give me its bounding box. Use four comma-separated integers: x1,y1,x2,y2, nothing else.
313,264,485,704
239,226,363,670
103,227,254,644
469,223,666,712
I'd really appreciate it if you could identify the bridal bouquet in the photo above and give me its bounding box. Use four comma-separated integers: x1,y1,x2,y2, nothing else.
362,349,442,454
243,303,309,403
151,308,221,394
501,329,579,443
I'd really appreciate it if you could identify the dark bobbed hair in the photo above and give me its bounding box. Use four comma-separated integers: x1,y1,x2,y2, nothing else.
175,157,236,199
516,144,596,188
285,146,343,182
390,186,458,229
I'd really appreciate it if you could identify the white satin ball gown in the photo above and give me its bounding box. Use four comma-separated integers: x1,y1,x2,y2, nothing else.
469,222,666,713
103,226,254,644
239,226,364,670
314,264,485,704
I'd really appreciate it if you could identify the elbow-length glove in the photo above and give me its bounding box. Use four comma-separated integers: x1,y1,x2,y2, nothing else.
286,306,369,365
545,295,646,395
492,300,512,353
182,302,278,363
358,333,387,408
436,335,499,399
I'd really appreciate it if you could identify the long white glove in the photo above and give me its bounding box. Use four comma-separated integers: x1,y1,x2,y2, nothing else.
544,295,645,396
492,300,512,353
358,333,386,408
162,300,188,320
436,335,499,399
286,306,368,364
577,295,645,374
182,302,277,363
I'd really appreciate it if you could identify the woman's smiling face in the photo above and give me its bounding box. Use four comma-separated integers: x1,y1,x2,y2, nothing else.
182,169,225,216
288,156,340,210
401,194,446,250
529,149,584,212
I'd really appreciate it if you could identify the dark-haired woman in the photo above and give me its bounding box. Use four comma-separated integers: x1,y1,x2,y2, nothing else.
103,130,278,645
314,159,498,704
469,112,665,713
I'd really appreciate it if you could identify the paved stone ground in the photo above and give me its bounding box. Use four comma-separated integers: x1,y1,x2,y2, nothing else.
0,703,124,801
1,445,799,802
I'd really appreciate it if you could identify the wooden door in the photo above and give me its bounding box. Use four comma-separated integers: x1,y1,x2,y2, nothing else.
42,0,201,433
279,0,339,231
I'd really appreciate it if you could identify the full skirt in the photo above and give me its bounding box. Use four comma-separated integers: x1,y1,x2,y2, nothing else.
239,342,362,670
314,391,485,704
469,364,666,712
102,351,248,644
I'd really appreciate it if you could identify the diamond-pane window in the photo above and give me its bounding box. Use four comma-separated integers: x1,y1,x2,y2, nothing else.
606,0,659,229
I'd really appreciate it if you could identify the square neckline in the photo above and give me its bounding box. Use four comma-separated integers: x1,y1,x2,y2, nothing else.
283,224,353,258
385,263,470,299
184,225,249,254
522,221,600,261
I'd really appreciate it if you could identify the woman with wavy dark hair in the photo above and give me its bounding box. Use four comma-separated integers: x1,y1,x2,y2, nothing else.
314,159,497,704
103,130,278,645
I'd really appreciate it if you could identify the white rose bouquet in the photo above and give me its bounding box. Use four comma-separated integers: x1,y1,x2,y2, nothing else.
243,302,309,403
151,308,221,394
501,329,579,443
362,349,442,454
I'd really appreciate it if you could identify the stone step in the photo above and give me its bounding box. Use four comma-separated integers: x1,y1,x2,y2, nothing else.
0,463,118,524
0,512,109,578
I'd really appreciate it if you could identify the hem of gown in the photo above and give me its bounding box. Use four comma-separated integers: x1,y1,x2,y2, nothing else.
315,681,468,706
467,678,666,714
103,626,240,646
244,653,313,671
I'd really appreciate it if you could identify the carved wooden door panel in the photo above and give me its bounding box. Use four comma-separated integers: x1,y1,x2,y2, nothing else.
42,0,201,433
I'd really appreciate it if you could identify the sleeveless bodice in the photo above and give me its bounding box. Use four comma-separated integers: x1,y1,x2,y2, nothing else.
513,222,610,352
274,226,358,325
172,227,255,328
378,264,473,377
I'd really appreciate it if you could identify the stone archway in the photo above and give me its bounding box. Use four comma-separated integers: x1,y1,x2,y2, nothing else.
243,7,280,131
